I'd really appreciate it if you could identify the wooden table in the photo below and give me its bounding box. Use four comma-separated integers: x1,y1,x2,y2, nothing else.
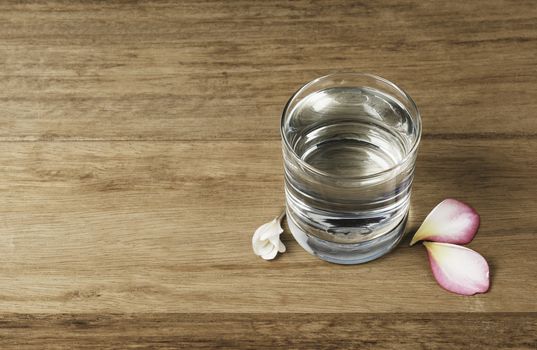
1,1,536,348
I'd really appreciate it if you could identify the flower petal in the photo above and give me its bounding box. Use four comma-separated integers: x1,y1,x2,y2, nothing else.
261,244,279,260
259,219,283,241
254,240,273,257
253,221,274,242
424,242,490,296
267,233,287,254
252,211,286,260
410,199,480,246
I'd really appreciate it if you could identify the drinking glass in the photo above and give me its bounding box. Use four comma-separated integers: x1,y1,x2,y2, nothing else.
281,73,421,264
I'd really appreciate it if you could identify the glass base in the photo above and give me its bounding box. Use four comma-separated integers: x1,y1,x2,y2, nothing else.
287,211,407,265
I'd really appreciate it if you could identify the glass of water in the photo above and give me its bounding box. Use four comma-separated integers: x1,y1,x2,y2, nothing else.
281,73,421,264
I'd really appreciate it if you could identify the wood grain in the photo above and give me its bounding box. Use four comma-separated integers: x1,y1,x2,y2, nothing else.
0,139,535,314
0,0,535,141
0,313,535,349
0,0,536,347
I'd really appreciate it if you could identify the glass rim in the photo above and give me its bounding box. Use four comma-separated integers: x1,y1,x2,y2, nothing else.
280,72,422,180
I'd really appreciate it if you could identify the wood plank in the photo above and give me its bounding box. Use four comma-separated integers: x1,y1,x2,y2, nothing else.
0,313,534,349
0,139,535,313
0,0,536,140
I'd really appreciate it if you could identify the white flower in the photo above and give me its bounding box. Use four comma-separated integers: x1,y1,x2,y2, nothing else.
252,211,286,260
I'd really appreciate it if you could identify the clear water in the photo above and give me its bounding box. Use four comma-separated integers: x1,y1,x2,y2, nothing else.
289,87,413,177
283,86,418,263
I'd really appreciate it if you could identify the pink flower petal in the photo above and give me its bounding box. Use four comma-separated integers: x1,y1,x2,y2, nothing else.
424,242,490,296
410,199,480,246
